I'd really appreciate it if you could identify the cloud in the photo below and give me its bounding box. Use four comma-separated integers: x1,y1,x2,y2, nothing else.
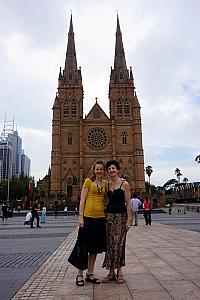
0,0,200,185
18,126,51,180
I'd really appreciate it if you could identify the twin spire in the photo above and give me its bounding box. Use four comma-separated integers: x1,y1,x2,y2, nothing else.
62,14,82,84
111,14,130,83
61,14,133,85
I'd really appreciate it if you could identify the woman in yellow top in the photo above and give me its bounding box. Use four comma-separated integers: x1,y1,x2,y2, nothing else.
76,160,107,286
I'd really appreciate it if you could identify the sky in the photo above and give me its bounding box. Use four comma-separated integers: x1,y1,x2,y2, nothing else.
0,0,200,186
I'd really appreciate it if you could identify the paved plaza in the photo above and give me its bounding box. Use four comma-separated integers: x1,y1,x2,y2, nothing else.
0,214,78,300
0,212,200,300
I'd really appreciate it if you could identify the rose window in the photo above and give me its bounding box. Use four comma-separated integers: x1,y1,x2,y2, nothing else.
87,128,108,149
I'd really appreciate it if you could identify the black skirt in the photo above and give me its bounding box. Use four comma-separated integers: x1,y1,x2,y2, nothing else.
83,217,106,254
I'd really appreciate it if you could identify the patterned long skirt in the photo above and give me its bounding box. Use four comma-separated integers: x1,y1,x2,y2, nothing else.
102,212,127,270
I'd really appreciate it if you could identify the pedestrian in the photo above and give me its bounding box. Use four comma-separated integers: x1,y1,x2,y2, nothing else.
2,201,8,224
24,211,32,225
143,196,152,225
131,193,142,226
76,160,107,286
102,160,132,284
75,206,79,215
40,205,47,223
30,199,41,228
64,206,68,218
54,206,58,219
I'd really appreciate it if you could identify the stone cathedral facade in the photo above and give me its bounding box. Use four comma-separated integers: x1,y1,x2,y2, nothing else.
50,15,145,205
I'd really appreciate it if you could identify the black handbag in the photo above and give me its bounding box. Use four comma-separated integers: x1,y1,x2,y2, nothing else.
68,227,88,270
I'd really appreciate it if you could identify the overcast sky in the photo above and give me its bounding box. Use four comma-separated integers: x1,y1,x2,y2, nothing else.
0,0,200,186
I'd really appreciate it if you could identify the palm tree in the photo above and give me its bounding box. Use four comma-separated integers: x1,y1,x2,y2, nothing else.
175,168,182,183
195,155,200,164
145,166,153,185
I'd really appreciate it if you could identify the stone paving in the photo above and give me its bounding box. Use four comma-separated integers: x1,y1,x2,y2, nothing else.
0,215,78,300
11,220,200,300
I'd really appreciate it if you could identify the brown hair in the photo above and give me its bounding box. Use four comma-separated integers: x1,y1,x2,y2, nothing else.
106,160,120,171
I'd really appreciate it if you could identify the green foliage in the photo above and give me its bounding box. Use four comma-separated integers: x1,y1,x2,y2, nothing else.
175,168,182,183
0,181,7,200
182,177,189,184
0,175,35,201
145,165,153,185
195,155,200,164
163,178,178,189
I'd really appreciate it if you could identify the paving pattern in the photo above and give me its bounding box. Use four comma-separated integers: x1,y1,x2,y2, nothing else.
11,220,200,300
0,215,78,300
0,252,52,268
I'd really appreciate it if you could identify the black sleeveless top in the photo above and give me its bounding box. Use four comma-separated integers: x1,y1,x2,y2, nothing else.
106,180,126,213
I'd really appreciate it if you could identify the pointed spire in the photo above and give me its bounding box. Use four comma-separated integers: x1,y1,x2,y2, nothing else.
58,67,62,80
110,14,129,83
53,93,60,107
130,66,134,82
63,14,82,84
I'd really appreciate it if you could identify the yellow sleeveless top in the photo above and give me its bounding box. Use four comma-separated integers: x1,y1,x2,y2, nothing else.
83,178,107,218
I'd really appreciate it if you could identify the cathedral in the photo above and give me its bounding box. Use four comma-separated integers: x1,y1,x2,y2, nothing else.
50,15,145,205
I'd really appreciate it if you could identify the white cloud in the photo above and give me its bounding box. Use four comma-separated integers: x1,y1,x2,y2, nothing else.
0,0,200,185
18,126,51,180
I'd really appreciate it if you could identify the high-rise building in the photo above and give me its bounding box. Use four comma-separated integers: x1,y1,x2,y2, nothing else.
0,120,31,181
50,15,145,204
21,150,31,177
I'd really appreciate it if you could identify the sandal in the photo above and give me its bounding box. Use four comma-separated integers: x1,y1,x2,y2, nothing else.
85,273,101,284
102,273,116,283
116,274,125,284
76,274,84,286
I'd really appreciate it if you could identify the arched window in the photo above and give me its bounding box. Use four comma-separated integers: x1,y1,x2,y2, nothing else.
73,176,78,185
69,72,72,80
67,132,73,145
63,100,69,117
119,71,123,80
124,100,130,115
71,99,77,115
121,132,127,144
116,99,122,116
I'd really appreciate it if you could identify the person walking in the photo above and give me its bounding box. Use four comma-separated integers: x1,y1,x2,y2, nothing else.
76,160,107,286
143,196,152,225
40,205,46,223
64,206,68,218
2,201,8,224
54,206,58,219
131,193,142,226
102,160,132,284
30,199,41,228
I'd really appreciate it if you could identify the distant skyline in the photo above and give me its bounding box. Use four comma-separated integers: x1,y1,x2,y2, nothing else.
0,0,200,186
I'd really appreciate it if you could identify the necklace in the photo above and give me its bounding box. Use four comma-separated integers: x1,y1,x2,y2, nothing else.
96,181,103,194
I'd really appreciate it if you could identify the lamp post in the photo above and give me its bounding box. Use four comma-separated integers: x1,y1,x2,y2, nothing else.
6,140,10,203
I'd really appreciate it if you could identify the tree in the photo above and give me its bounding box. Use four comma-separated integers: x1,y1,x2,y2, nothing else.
195,155,200,164
0,181,7,200
175,168,182,183
163,178,178,189
145,166,153,186
182,177,188,184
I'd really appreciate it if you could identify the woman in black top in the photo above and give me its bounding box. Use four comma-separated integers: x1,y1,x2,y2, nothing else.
102,160,132,284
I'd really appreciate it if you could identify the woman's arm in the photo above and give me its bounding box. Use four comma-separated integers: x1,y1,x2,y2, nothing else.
124,181,132,231
78,186,89,227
